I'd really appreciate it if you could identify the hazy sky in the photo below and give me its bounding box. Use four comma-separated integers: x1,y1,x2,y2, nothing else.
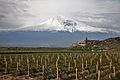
0,0,120,32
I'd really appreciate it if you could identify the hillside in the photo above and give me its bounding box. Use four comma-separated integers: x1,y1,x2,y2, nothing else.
99,36,120,49
70,36,120,50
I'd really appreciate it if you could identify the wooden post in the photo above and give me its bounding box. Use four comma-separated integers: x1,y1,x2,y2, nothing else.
109,61,112,70
113,66,116,77
76,68,78,80
96,61,99,73
82,63,84,73
57,67,59,80
85,60,87,68
36,59,39,68
100,55,102,65
109,74,111,79
64,56,66,67
5,61,7,73
17,62,19,71
32,55,35,63
4,56,7,73
10,56,12,64
42,65,44,77
4,56,6,63
98,70,100,80
68,62,71,71
97,61,99,66
27,56,29,76
77,55,79,61
56,60,58,68
56,59,59,80
96,65,98,73
57,55,60,61
74,59,76,68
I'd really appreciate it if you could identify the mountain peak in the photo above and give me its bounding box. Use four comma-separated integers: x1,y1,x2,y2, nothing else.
39,15,107,33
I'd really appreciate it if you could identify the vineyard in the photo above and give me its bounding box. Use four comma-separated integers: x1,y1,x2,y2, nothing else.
0,50,120,80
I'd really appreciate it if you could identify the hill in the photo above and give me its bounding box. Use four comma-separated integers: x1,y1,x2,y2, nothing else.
99,36,120,49
70,36,120,50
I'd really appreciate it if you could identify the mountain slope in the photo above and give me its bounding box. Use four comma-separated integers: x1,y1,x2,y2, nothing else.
100,36,120,49
71,36,120,49
17,16,108,33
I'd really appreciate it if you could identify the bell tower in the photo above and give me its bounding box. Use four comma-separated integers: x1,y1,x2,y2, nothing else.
85,37,88,44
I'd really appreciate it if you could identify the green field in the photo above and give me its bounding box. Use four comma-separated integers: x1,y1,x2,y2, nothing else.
0,48,120,80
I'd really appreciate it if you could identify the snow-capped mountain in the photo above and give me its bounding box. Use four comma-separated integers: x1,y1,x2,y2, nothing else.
18,16,108,33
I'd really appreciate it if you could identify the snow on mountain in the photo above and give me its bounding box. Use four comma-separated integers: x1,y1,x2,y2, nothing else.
1,16,108,33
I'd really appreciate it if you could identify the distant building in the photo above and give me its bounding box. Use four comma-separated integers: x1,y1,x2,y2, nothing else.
78,40,86,46
77,37,88,47
71,37,100,48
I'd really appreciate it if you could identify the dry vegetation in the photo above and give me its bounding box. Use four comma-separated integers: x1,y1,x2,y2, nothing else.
0,50,120,80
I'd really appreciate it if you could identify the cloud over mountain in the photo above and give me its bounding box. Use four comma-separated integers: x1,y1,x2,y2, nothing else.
0,0,120,33
10,16,108,33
